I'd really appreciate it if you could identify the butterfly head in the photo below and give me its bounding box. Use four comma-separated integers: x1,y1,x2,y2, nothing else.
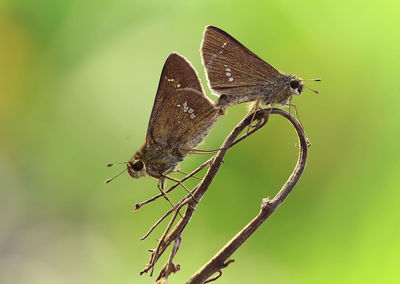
289,76,304,96
289,76,321,96
127,158,147,179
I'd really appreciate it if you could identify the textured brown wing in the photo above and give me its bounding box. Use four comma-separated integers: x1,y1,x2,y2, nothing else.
201,26,282,96
146,53,221,150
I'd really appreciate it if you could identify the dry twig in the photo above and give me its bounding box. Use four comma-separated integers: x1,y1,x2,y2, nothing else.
136,108,308,283
187,108,308,283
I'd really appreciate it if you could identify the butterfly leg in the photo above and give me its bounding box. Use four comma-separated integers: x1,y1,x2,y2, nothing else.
164,175,199,203
288,96,293,117
287,102,304,130
186,149,219,155
246,97,262,134
183,148,226,155
157,177,182,218
176,169,202,180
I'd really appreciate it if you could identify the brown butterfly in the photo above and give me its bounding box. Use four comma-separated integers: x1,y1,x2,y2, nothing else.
200,26,319,111
107,53,223,201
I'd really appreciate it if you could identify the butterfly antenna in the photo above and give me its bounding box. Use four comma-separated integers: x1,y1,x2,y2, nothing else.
106,162,128,167
300,78,321,94
305,86,320,94
302,78,322,82
105,168,127,183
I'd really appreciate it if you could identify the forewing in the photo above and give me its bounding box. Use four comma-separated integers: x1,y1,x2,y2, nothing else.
146,53,221,149
201,26,282,96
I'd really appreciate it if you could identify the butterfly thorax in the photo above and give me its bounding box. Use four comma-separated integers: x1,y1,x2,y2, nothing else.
137,143,186,178
263,74,291,105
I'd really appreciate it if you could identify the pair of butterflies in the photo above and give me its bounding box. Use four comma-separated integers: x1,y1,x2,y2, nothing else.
107,26,317,184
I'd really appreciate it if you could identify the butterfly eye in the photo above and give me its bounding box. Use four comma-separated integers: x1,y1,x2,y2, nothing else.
132,160,144,171
298,85,304,94
290,80,300,89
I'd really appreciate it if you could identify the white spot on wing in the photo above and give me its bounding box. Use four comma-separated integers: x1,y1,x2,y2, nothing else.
225,68,231,72
229,77,234,82
183,101,189,112
182,101,196,119
177,83,181,88
222,42,227,48
226,72,231,77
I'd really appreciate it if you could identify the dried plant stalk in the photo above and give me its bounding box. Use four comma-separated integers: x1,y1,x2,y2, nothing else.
137,108,308,283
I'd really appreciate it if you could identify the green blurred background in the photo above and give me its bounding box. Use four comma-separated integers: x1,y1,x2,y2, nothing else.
1,0,399,283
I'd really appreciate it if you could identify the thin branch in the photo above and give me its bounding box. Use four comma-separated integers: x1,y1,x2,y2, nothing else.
140,182,202,240
138,107,308,283
139,206,176,241
157,236,182,281
204,259,234,283
139,108,270,279
134,158,212,211
204,271,222,283
186,108,308,284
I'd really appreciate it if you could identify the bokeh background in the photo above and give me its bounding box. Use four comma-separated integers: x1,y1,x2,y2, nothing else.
1,0,399,283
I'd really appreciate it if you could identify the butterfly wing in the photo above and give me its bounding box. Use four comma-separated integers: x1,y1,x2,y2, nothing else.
146,53,221,150
201,26,282,97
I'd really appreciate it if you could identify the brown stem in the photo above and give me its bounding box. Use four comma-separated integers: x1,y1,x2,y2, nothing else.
135,158,212,211
157,236,182,281
140,109,269,277
186,108,308,284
